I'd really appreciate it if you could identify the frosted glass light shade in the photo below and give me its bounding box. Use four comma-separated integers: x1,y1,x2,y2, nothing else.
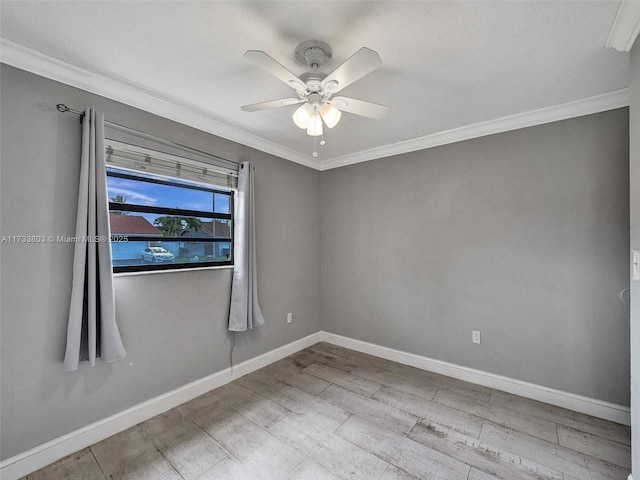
292,103,314,129
307,113,323,136
320,103,341,128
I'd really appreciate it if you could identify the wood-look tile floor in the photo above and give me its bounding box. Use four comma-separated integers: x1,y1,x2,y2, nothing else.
24,342,632,480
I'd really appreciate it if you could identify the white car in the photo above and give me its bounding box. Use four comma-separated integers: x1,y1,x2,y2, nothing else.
141,246,175,263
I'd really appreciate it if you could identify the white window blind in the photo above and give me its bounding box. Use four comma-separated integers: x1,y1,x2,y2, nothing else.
105,139,239,189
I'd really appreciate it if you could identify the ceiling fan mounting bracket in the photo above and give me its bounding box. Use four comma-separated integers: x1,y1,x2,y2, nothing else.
295,40,332,69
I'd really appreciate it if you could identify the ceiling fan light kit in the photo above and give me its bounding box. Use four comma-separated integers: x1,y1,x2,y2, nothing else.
319,103,341,128
292,102,314,129
307,113,324,137
241,39,389,154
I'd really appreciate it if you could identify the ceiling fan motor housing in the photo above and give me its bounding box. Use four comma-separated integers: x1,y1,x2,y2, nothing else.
299,71,328,95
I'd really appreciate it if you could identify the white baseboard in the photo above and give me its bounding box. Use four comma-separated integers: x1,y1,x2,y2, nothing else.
319,332,631,426
0,331,322,480
1,329,631,480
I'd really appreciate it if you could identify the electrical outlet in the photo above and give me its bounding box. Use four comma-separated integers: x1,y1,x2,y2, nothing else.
287,312,292,324
472,330,481,344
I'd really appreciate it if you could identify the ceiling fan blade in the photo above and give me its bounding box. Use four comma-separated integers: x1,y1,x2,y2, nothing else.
245,50,306,91
321,47,382,94
330,96,388,120
241,98,303,112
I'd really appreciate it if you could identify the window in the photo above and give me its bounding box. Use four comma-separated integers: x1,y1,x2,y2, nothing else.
107,167,233,273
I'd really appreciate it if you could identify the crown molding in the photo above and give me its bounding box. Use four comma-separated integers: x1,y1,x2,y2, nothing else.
319,89,630,171
606,0,640,52
0,39,321,170
1,38,628,173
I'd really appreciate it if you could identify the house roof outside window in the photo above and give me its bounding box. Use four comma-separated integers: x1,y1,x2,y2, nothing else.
109,214,162,236
181,220,231,238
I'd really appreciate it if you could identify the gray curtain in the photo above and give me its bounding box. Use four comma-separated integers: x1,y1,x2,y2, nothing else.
229,162,265,331
64,108,126,372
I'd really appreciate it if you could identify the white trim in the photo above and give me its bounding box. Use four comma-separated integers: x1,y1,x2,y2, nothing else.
318,89,630,170
319,332,632,426
0,39,320,171
628,475,634,480
0,330,631,478
0,39,629,172
606,0,640,52
0,332,322,480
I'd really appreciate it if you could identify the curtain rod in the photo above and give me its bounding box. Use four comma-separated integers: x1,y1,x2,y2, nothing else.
56,104,240,167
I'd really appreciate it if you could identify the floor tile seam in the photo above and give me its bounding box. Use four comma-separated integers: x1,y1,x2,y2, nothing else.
300,364,385,397
319,383,421,432
352,367,491,403
369,383,385,398
349,361,491,397
332,411,354,433
89,425,161,477
435,383,493,401
555,422,632,448
371,384,483,423
502,408,625,440
201,411,315,478
554,433,631,470
218,380,296,420
477,421,566,476
87,446,108,480
147,436,187,480
412,420,570,480
487,394,631,444
273,411,395,480
431,393,560,442
186,411,235,460
230,407,286,438
436,430,566,479
430,394,495,425
383,417,472,479
478,419,628,480
265,410,296,432
378,463,392,480
260,381,323,413
348,375,441,403
320,377,384,398
331,414,396,475
189,452,234,480
411,417,482,443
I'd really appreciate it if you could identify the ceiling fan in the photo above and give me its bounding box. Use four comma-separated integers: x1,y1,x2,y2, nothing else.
241,40,389,140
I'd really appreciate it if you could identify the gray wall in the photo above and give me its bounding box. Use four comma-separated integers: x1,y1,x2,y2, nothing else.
630,42,640,476
321,109,630,406
1,62,633,464
0,65,321,460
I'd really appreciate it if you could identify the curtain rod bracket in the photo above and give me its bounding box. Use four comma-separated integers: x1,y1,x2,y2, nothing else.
57,104,84,124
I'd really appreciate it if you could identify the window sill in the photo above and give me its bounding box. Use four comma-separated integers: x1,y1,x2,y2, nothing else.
113,265,234,278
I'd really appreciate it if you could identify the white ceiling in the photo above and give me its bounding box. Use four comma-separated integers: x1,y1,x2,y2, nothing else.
0,1,631,169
